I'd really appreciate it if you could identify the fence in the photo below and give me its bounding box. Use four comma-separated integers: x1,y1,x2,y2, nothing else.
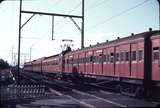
0,84,46,101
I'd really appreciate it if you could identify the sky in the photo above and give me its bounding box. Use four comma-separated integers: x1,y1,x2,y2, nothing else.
0,0,159,65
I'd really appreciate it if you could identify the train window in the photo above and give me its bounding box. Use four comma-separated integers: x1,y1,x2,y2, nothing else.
102,55,106,62
153,47,159,50
79,58,82,63
153,52,159,60
116,53,120,61
87,57,89,63
77,59,79,64
69,59,72,64
84,58,86,63
66,59,69,64
63,59,65,64
78,58,80,63
68,59,70,64
90,56,93,62
107,54,110,62
120,52,124,61
97,56,100,63
94,56,97,63
110,53,114,63
125,52,130,61
153,47,159,60
73,59,76,64
132,51,137,61
96,56,98,63
138,50,143,61
81,58,83,63
73,59,77,64
92,56,95,62
83,58,86,63
99,56,102,63
86,57,89,63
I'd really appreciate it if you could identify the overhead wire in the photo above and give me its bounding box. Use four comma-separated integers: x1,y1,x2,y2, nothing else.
27,1,82,45
67,1,82,15
89,0,150,30
24,0,64,44
54,1,82,34
85,0,110,12
53,0,63,6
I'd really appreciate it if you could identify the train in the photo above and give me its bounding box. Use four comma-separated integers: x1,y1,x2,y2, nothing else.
24,28,160,97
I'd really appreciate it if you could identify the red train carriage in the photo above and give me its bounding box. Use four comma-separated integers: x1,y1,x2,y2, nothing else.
24,61,33,71
24,29,160,97
31,58,43,72
42,54,60,73
151,33,160,82
61,29,159,96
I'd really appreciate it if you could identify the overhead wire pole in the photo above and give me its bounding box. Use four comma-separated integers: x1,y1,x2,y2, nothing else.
52,16,54,40
81,0,84,48
17,0,85,82
17,0,22,82
157,0,160,30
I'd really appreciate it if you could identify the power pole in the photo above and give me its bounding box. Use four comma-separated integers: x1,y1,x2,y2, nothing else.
17,0,22,83
29,45,34,62
11,46,14,66
17,0,84,82
81,0,85,48
157,0,160,30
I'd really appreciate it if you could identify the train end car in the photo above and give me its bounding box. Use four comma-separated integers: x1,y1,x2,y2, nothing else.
42,54,61,74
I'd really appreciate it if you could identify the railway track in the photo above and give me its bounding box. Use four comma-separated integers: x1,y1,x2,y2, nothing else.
19,71,159,108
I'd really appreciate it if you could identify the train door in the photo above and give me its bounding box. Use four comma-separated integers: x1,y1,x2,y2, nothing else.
85,50,93,75
68,54,73,73
152,47,160,81
130,43,138,78
64,55,69,73
60,54,65,72
73,53,79,74
103,48,108,76
106,47,115,76
93,49,103,75
115,46,121,77
152,35,160,81
121,44,130,77
137,42,144,79
79,52,85,74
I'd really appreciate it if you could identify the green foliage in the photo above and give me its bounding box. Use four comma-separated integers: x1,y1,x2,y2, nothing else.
0,59,10,69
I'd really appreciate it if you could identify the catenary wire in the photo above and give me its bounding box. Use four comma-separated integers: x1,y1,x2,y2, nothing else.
88,0,150,30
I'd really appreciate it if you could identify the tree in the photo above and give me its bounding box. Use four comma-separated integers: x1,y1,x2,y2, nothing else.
0,59,10,69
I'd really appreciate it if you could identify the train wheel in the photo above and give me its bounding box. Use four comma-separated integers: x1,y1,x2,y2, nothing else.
135,87,144,98
115,84,122,93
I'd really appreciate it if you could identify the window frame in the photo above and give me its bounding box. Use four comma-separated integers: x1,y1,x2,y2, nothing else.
125,52,130,61
131,51,137,61
138,50,143,61
153,47,160,61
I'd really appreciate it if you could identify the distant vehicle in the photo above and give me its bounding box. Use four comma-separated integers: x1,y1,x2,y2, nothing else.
24,28,160,97
0,69,15,85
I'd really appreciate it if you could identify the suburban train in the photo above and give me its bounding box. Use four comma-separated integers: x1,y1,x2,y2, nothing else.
24,28,160,97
